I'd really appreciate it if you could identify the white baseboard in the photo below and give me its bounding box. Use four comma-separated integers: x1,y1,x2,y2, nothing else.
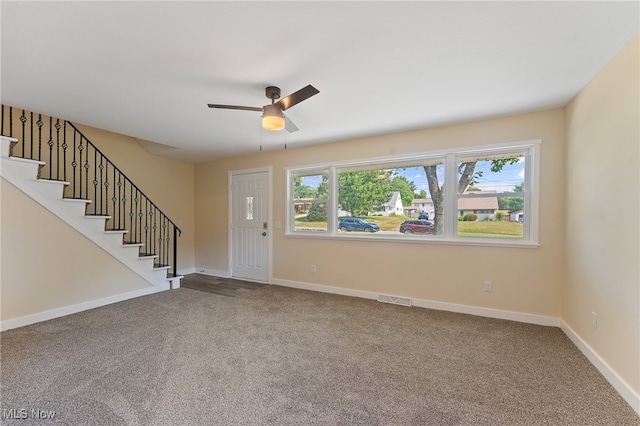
177,267,196,276
271,278,560,326
272,278,378,300
0,286,166,332
561,321,640,416
192,268,231,278
411,298,560,327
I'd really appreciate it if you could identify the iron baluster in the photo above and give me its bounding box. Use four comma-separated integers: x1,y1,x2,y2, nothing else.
111,166,117,228
56,120,62,180
62,122,67,182
144,199,149,254
29,111,33,158
172,226,178,278
37,114,43,161
151,207,157,260
129,186,135,244
136,190,141,246
137,189,143,245
48,117,54,179
84,142,90,200
72,131,78,197
121,174,127,234
78,135,85,198
20,110,26,158
92,150,98,214
103,161,109,217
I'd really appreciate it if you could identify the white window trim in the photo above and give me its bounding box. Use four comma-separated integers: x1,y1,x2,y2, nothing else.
285,140,541,248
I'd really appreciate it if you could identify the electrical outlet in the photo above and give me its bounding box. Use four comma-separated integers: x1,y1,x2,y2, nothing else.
591,312,597,328
484,281,492,292
311,265,317,274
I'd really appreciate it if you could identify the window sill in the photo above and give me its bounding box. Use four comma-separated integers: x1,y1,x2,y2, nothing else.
284,232,539,248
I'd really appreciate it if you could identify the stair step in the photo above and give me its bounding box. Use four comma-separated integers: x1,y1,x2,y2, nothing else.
51,198,91,217
9,156,46,166
37,178,69,185
81,214,110,232
138,253,158,259
123,241,144,246
104,229,128,234
63,197,92,204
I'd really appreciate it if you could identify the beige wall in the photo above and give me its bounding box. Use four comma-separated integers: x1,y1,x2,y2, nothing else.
564,34,639,394
196,108,566,318
1,179,151,321
73,124,196,273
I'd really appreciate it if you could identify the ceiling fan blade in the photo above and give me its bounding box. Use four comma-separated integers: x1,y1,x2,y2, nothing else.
275,84,319,111
207,104,262,112
284,114,299,133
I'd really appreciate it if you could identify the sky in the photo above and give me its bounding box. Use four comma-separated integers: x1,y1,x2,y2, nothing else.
399,159,525,194
298,159,525,196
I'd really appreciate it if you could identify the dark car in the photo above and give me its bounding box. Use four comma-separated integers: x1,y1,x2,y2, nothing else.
399,220,434,235
418,212,429,220
338,217,380,233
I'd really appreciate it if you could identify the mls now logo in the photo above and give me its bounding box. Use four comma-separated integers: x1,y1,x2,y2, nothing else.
3,408,28,419
32,409,57,419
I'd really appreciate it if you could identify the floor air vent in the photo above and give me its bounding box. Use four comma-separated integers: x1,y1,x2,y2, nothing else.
377,294,412,307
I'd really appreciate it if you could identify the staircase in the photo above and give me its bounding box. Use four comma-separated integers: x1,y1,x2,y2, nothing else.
1,106,182,290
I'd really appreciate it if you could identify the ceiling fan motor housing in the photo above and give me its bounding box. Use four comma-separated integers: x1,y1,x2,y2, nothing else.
265,86,281,101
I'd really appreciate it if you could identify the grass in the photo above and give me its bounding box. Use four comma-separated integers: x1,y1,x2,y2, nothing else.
294,215,327,231
360,215,408,231
295,214,523,237
458,220,523,237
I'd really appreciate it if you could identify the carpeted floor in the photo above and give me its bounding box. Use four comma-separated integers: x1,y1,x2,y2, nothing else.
1,285,638,425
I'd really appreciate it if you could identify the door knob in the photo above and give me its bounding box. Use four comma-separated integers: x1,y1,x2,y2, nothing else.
262,231,267,236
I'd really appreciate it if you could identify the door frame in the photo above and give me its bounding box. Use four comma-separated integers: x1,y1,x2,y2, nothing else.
228,166,273,283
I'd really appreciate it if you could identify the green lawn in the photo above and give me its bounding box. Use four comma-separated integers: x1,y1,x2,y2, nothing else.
295,214,523,237
361,215,408,231
458,220,523,237
294,215,327,231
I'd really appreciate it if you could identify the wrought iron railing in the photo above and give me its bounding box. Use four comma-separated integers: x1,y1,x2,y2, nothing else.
1,105,181,279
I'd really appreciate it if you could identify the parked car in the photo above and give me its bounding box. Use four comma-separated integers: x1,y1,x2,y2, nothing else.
338,217,380,233
418,212,429,220
399,220,434,235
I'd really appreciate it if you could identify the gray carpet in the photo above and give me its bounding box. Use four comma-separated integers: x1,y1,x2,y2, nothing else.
1,286,638,425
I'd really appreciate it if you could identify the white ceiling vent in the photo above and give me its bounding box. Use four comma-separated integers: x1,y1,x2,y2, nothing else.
377,294,412,307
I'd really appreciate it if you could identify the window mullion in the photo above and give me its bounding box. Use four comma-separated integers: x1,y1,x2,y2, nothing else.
329,166,337,235
444,153,457,239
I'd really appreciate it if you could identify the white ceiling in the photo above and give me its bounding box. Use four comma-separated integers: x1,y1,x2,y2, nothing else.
1,2,638,163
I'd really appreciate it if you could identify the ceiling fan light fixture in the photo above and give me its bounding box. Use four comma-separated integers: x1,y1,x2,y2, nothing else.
262,104,285,131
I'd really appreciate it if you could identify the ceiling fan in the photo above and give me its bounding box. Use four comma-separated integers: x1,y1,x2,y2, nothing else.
208,84,319,132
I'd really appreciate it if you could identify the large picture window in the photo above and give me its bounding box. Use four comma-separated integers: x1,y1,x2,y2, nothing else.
286,140,539,246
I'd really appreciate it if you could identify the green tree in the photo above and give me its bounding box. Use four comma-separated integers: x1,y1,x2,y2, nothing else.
307,175,328,221
293,177,316,199
498,182,525,211
391,175,417,207
415,189,427,199
425,158,519,234
338,170,393,216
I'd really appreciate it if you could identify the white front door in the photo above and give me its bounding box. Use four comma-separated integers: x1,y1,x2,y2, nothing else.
230,170,270,282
